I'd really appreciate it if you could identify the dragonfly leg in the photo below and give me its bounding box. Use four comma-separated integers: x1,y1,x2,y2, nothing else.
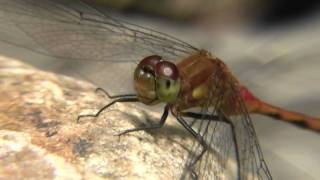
77,96,139,123
221,116,241,180
181,112,219,120
117,104,170,136
176,115,208,179
181,112,241,180
95,87,137,99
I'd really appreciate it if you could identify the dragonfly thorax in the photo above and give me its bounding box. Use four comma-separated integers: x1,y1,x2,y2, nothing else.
134,55,181,105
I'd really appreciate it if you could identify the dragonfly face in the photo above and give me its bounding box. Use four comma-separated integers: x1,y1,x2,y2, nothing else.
134,55,181,105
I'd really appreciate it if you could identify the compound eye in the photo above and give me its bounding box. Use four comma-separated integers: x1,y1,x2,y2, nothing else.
154,61,180,103
138,55,162,70
134,67,156,104
133,55,162,104
155,61,179,80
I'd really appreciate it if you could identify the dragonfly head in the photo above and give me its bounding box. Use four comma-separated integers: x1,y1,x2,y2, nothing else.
134,55,181,105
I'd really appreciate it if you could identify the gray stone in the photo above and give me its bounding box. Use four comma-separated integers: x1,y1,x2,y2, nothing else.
0,56,198,179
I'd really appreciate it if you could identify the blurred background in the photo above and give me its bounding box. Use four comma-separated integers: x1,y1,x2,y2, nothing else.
90,0,320,25
0,0,320,179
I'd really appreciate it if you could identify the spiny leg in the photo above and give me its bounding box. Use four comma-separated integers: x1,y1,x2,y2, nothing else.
181,112,219,120
117,104,170,136
220,116,241,180
77,96,139,123
176,115,207,179
95,87,137,99
182,112,241,180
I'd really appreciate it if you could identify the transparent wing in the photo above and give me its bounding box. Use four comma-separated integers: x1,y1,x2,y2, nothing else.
0,0,198,95
0,1,272,179
181,65,272,180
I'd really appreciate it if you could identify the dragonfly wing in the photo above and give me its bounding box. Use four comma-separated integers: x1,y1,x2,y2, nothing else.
181,68,272,179
221,82,272,180
0,0,198,95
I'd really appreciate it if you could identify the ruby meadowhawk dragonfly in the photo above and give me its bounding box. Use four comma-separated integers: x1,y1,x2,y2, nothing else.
0,0,319,179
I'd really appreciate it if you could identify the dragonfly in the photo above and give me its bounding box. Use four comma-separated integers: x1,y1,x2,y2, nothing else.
0,0,319,179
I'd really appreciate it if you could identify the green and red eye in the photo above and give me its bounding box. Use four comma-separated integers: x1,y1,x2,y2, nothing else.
155,61,179,80
154,61,180,103
138,55,162,72
134,55,181,104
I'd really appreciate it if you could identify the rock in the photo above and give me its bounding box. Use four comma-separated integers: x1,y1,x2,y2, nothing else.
0,56,196,179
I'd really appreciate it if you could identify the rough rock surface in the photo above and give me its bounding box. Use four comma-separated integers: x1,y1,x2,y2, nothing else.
0,56,197,179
